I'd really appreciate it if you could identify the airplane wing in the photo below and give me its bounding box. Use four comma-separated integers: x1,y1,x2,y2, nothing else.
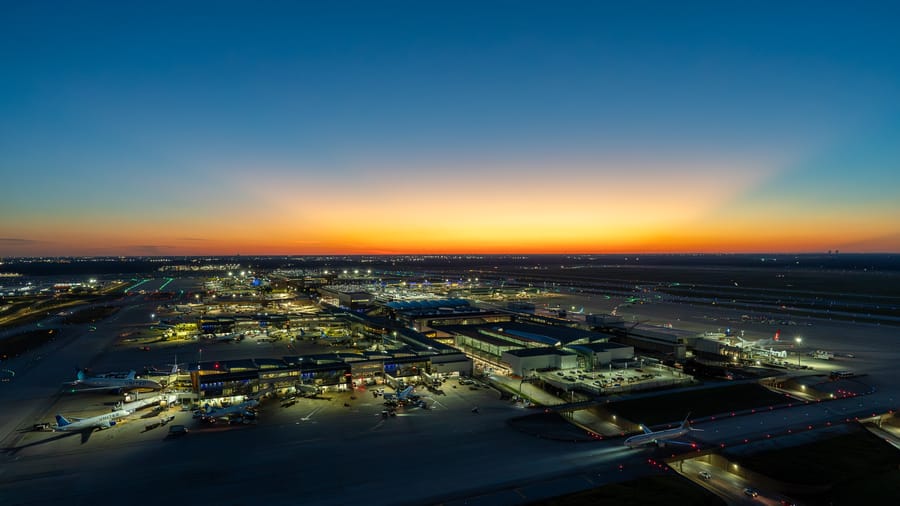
661,439,699,448
69,384,150,392
66,386,121,392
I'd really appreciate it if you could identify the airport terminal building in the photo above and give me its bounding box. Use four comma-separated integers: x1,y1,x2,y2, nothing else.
433,320,634,375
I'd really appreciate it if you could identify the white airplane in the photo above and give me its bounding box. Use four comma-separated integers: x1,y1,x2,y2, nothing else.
203,399,259,419
624,413,702,448
68,369,162,392
53,408,131,432
208,332,243,343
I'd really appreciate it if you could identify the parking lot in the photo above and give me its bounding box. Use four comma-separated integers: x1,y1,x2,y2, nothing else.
538,364,688,394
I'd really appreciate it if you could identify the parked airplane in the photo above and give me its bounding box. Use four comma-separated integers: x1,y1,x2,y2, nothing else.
68,369,162,392
210,332,243,343
54,408,131,432
143,363,179,378
383,386,414,402
624,413,702,448
203,399,259,419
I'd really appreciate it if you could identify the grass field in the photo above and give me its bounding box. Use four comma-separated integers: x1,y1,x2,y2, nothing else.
732,428,900,488
606,383,789,426
0,328,59,358
529,474,726,506
62,305,119,324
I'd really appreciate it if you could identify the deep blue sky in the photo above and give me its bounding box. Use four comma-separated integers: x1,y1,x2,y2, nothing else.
2,1,899,255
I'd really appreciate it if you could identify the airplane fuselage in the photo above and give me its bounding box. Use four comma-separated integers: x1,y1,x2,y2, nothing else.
624,426,689,448
205,400,258,418
54,409,131,431
78,377,161,389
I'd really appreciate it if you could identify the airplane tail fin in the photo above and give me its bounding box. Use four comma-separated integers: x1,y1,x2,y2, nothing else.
76,370,85,381
55,414,71,427
126,370,136,380
681,412,704,431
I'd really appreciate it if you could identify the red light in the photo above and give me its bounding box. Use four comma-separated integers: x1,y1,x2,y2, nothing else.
214,362,219,369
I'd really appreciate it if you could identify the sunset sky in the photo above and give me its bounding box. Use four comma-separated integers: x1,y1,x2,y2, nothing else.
2,1,899,256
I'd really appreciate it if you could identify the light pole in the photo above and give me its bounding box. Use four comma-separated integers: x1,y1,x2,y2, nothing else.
795,337,802,367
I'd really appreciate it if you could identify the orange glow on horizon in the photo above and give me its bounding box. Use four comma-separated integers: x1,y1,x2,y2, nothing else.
3,158,899,256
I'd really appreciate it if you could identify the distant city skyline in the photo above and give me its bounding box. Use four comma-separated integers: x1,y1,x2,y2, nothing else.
2,2,899,256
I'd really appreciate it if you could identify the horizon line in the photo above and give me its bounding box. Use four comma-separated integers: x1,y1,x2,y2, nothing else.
2,251,897,260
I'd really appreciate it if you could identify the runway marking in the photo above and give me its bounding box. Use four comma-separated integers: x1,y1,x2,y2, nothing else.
300,406,324,421
430,400,447,410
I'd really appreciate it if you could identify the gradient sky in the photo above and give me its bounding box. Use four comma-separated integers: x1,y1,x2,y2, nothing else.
2,1,899,256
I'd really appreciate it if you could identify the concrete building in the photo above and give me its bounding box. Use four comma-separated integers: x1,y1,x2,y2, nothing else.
318,285,373,310
565,342,634,370
614,327,687,360
434,320,613,375
501,348,578,376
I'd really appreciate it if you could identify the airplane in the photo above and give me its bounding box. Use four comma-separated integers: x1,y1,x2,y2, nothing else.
203,399,259,419
143,363,179,377
624,413,702,448
211,332,243,343
53,408,132,432
383,386,414,402
67,369,162,392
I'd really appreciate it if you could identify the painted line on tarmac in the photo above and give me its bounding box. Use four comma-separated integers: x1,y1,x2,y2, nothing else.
300,406,324,421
